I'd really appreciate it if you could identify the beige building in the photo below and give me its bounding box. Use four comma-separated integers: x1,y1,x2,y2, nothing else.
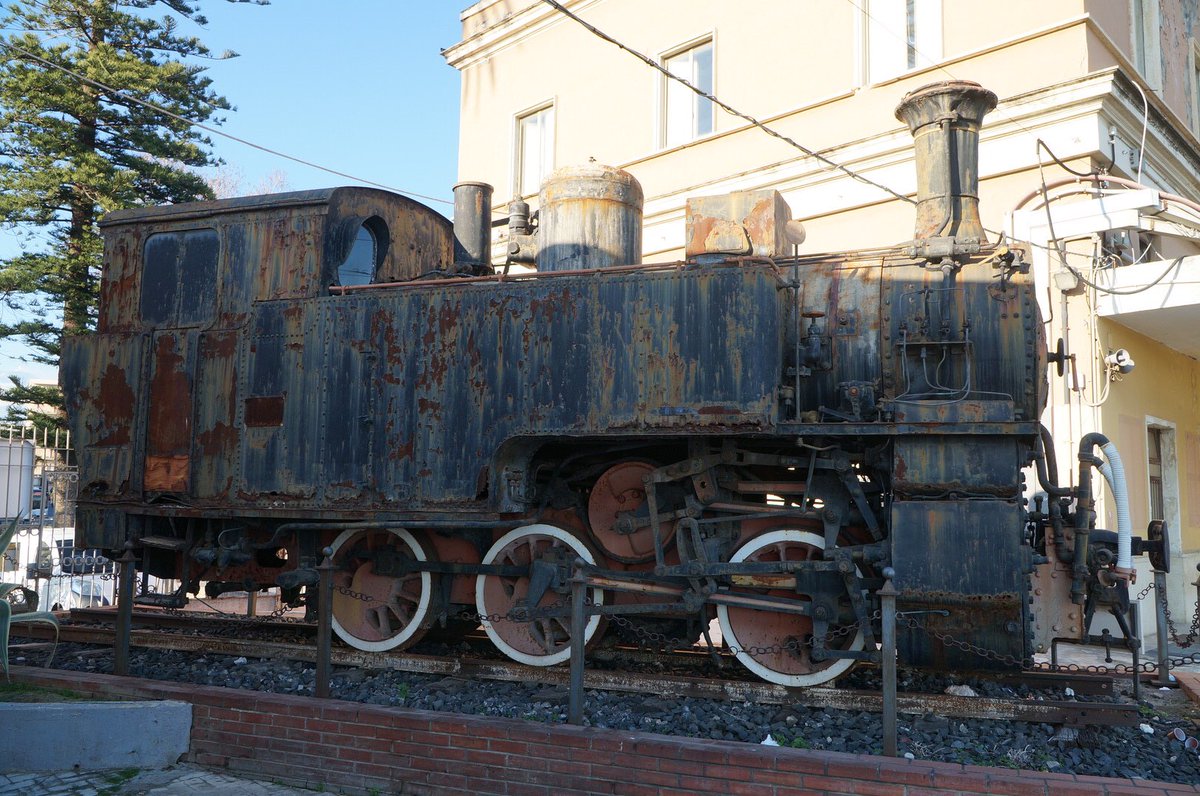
445,1,1200,621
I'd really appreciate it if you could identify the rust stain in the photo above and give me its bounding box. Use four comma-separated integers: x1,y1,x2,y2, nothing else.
196,421,237,456
147,335,191,456
144,454,189,492
94,364,135,445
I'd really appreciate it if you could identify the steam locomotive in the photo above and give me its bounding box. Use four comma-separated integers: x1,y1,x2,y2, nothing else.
61,81,1158,685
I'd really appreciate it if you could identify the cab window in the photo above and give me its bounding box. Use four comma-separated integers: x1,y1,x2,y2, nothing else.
141,229,218,327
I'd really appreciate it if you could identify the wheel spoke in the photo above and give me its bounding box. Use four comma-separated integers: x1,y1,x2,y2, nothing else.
718,528,864,687
476,524,604,667
328,527,436,653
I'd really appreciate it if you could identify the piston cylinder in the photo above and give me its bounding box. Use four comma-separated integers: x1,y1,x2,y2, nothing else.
536,164,643,272
895,80,996,245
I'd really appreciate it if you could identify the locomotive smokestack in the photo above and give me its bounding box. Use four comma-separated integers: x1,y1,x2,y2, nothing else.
895,80,997,251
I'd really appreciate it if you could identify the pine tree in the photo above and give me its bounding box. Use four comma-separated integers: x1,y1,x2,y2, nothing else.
0,0,265,424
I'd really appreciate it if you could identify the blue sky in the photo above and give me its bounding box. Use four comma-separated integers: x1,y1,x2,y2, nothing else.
0,0,465,387
190,1,462,203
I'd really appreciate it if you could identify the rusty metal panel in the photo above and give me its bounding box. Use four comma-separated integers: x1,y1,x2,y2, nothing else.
893,436,1019,497
360,264,781,506
1030,532,1084,653
319,299,377,502
238,302,317,498
890,500,1028,668
788,261,884,417
221,213,324,315
191,331,241,499
97,228,145,333
60,333,147,498
144,331,197,492
881,258,1040,421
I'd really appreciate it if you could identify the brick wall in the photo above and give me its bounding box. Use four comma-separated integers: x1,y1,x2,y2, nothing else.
12,666,1199,796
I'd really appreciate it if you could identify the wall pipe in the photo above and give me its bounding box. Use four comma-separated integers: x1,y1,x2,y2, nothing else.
1073,434,1134,604
1097,443,1133,573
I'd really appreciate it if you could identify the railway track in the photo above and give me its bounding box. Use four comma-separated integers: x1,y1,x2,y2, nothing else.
10,608,1142,729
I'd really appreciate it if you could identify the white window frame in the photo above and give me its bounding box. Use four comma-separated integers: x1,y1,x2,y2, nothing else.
856,0,943,86
1189,38,1200,136
1145,416,1182,556
513,101,556,198
658,34,715,150
1131,0,1163,91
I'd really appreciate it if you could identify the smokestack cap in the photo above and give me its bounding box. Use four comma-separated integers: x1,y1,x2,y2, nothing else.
895,80,997,132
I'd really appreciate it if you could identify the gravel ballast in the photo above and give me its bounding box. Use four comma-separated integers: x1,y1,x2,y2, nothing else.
16,640,1199,786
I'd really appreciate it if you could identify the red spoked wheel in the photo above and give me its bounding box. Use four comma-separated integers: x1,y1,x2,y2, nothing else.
328,527,438,652
717,529,864,686
587,460,676,563
475,524,605,666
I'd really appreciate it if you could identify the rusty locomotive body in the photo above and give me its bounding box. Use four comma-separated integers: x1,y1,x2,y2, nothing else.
61,81,1149,685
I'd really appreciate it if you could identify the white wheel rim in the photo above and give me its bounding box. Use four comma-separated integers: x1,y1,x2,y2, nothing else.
717,529,865,686
476,523,604,666
328,526,433,652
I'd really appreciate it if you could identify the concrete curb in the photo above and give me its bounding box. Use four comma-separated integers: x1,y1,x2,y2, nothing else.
0,700,191,772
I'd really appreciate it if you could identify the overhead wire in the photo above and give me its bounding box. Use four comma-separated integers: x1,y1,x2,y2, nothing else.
536,0,916,205
0,38,454,206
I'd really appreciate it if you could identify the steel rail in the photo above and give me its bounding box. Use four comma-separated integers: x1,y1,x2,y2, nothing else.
19,620,1139,728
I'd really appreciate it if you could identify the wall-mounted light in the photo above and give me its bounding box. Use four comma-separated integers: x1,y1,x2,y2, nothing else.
1104,349,1136,375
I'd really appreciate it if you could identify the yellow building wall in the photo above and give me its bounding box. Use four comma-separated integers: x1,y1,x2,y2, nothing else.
452,1,1107,209
1099,320,1200,552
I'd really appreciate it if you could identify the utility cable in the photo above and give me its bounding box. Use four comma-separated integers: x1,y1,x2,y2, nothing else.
537,0,916,205
1071,254,1182,296
0,39,453,206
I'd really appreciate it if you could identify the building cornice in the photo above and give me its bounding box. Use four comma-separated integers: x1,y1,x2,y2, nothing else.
445,0,602,69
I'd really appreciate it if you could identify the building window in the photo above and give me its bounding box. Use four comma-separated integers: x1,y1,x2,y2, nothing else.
515,103,555,197
862,0,943,85
1144,419,1183,558
1148,426,1166,521
1131,0,1162,89
662,38,714,149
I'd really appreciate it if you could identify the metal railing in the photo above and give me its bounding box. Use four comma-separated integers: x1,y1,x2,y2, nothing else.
0,425,173,614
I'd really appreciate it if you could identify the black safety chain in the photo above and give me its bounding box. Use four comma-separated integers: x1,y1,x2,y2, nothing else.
455,599,575,626
610,609,878,658
609,613,697,651
901,611,1200,674
334,585,375,603
1134,581,1200,649
255,601,302,622
898,614,1032,669
1161,591,1200,650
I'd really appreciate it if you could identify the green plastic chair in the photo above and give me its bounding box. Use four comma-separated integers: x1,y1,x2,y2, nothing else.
0,517,59,681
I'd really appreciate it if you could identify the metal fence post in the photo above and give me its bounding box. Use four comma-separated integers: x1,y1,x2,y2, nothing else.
879,567,899,757
315,547,334,699
1153,570,1171,686
568,559,587,725
114,541,137,676
1128,602,1141,702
